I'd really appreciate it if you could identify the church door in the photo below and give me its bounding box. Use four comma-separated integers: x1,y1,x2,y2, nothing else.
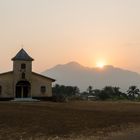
15,81,31,98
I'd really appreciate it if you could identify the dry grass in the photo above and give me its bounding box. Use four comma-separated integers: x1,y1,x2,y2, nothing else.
0,101,140,139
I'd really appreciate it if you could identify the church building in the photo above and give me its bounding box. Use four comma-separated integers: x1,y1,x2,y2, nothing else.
0,49,55,100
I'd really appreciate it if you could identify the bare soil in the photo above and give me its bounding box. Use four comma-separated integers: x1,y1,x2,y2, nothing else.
0,101,140,140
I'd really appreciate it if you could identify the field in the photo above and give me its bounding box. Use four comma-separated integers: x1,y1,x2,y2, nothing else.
0,101,140,140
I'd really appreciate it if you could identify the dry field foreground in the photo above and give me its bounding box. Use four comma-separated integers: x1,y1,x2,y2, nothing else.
0,101,140,140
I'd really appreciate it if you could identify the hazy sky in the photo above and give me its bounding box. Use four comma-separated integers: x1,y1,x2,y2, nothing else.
0,0,140,73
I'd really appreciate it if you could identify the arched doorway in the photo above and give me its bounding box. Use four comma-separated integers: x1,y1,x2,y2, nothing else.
16,81,31,98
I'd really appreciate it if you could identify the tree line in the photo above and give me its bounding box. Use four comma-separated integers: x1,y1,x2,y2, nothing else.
52,84,140,101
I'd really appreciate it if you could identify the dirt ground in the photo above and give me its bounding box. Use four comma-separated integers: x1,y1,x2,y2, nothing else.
0,101,140,140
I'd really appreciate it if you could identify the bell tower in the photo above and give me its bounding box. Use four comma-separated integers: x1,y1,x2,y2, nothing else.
12,48,34,80
11,49,34,97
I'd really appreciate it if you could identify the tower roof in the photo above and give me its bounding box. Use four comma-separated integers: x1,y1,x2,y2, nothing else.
12,49,34,61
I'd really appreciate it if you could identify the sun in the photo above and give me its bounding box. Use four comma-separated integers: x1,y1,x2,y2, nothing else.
96,61,106,69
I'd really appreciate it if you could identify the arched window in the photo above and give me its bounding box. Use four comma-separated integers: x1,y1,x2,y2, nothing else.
21,63,26,69
22,73,25,79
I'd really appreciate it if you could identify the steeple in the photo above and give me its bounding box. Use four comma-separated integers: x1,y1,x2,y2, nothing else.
12,49,34,61
12,49,33,83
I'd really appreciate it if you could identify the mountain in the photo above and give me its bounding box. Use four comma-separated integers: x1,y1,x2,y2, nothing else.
42,61,140,92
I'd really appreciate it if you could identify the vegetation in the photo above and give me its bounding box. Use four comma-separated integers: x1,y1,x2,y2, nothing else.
127,85,140,100
53,84,140,101
52,84,80,102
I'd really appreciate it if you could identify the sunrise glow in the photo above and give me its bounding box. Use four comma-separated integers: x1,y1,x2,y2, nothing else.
96,61,106,68
0,0,140,73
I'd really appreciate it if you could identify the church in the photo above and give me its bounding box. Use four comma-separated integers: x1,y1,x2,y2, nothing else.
0,49,55,100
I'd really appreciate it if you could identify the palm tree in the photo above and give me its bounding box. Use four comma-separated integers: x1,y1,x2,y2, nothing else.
127,86,140,99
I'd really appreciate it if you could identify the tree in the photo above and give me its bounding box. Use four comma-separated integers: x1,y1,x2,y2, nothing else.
87,86,94,95
52,84,80,101
96,86,124,100
102,86,114,99
127,86,140,100
93,89,102,100
73,86,80,96
113,87,120,96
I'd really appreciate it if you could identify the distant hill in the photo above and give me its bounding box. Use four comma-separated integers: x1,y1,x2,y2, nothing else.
42,61,140,92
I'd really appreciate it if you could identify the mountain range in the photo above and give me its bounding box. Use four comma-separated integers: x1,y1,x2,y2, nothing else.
42,62,140,92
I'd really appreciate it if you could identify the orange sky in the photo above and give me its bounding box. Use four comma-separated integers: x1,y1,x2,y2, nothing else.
0,0,140,73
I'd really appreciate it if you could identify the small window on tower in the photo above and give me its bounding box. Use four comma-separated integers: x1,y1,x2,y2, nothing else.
0,86,2,95
22,73,25,79
21,63,26,69
41,86,46,93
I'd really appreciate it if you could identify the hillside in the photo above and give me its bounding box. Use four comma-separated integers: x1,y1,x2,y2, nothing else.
42,62,140,91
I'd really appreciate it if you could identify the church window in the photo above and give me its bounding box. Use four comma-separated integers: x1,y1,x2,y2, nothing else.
22,73,25,79
41,86,46,93
21,63,26,69
0,86,2,95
